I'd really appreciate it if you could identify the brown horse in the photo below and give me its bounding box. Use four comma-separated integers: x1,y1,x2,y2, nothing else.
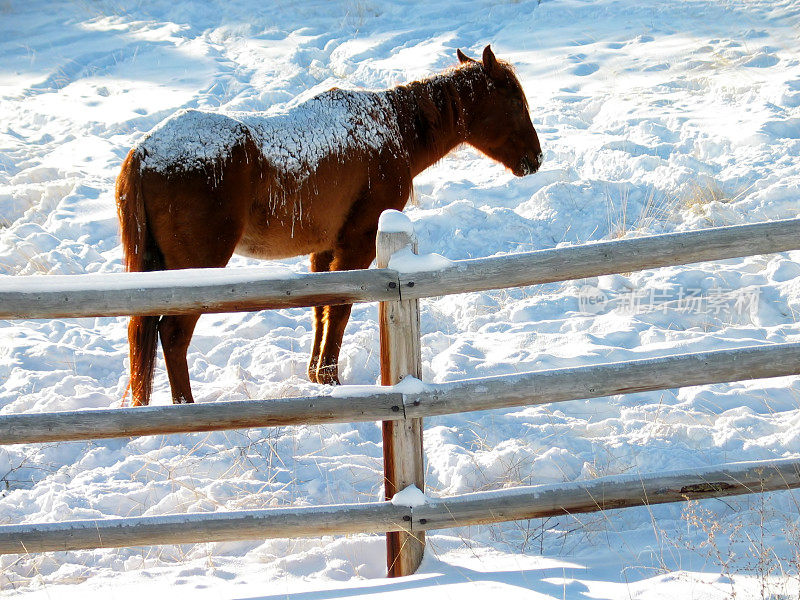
116,45,542,406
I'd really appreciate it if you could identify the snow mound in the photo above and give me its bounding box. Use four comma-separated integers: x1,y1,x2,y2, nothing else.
390,485,428,507
388,246,454,273
378,209,414,234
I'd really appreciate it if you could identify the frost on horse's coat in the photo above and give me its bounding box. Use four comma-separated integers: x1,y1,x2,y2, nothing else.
116,45,542,407
137,110,248,174
136,90,402,178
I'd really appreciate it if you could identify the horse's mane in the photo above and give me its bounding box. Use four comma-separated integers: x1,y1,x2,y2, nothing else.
390,63,480,162
390,59,522,163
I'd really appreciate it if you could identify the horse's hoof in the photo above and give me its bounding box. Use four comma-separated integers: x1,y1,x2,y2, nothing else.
315,366,340,385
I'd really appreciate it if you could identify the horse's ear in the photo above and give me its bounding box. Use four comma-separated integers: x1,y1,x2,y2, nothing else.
482,44,502,79
457,49,476,64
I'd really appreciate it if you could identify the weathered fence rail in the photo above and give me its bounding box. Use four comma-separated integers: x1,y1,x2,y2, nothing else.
2,342,799,445
2,214,800,578
0,268,399,319
411,458,800,531
0,391,405,444
2,217,800,319
0,500,410,554
1,457,798,555
398,217,800,300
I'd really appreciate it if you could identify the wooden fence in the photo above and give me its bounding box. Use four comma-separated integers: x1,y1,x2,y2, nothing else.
2,215,800,578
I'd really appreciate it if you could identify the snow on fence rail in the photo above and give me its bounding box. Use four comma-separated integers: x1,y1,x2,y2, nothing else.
2,217,800,319
2,214,800,577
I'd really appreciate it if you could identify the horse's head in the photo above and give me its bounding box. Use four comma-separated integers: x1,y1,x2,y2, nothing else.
458,45,543,177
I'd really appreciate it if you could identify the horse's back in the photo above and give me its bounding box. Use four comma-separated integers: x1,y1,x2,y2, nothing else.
236,88,400,177
123,89,406,264
134,109,250,175
132,88,401,183
233,89,406,258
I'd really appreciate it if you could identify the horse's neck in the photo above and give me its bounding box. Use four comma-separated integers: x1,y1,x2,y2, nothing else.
393,67,483,177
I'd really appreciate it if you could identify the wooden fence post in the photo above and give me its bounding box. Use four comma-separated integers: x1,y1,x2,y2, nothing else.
376,210,425,577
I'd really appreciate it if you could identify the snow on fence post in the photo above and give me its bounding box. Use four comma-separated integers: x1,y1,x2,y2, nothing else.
376,210,425,578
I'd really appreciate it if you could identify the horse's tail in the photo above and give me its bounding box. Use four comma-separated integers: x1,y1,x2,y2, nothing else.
116,150,162,407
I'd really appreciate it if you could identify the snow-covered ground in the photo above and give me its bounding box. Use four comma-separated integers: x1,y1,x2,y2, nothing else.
2,0,800,597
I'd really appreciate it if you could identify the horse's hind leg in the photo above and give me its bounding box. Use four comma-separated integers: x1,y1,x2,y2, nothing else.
159,314,201,404
146,193,245,404
308,250,334,383
154,248,235,404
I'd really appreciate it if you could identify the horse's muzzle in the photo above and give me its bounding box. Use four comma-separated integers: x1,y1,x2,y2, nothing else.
518,152,543,176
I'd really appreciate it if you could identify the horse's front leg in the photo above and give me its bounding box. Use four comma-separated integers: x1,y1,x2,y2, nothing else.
314,233,377,385
315,304,352,385
308,250,334,383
